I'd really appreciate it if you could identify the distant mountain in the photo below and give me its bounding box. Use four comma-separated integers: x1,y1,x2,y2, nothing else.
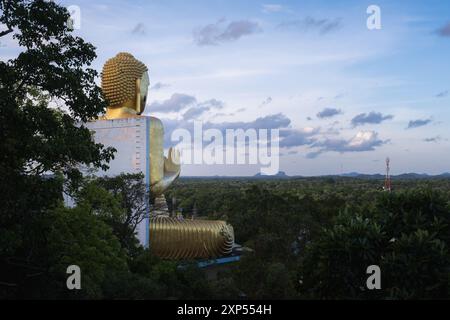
395,173,430,180
341,172,366,177
338,172,450,180
181,172,450,180
253,171,289,178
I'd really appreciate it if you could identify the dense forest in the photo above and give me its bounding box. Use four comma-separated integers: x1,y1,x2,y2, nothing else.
165,176,450,299
3,173,450,299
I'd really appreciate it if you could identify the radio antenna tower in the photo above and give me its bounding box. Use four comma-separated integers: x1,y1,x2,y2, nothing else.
383,157,392,192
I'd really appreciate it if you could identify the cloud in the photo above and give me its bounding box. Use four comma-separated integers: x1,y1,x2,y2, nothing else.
308,131,387,158
150,94,220,116
161,112,384,159
279,127,319,148
330,120,340,126
277,16,342,35
131,23,146,35
306,151,322,159
407,118,432,129
160,113,292,148
262,4,284,13
201,99,224,109
326,121,342,135
149,93,196,113
259,96,272,107
194,19,261,46
215,113,290,131
317,107,342,119
424,136,442,143
436,22,450,37
151,82,170,90
183,106,211,120
182,98,225,120
351,112,393,127
436,90,448,98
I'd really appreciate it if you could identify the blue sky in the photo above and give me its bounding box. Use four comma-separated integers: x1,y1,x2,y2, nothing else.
2,0,450,176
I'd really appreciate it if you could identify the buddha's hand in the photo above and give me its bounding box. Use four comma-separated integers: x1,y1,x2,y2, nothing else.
164,147,181,175
151,147,180,196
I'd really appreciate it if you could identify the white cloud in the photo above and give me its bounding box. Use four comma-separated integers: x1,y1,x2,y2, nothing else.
262,4,284,13
307,130,388,158
193,19,261,46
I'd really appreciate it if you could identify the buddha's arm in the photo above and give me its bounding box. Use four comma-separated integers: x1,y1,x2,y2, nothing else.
148,117,180,195
148,116,165,188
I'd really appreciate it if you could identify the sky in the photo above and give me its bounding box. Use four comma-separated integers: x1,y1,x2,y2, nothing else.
2,0,450,176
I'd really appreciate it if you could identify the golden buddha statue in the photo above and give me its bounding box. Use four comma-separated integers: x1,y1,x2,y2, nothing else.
101,52,180,195
100,53,235,260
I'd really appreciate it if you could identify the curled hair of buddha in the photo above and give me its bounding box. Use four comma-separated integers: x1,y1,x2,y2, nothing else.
101,52,148,107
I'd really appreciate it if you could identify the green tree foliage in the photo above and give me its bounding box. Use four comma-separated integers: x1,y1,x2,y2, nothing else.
43,204,128,299
300,188,450,299
0,198,129,299
300,212,387,299
167,177,450,300
76,174,147,256
0,0,114,297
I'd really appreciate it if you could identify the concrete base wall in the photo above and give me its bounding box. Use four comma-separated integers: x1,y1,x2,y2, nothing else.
84,117,151,247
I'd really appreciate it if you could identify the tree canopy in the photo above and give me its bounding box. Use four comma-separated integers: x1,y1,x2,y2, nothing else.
0,0,114,295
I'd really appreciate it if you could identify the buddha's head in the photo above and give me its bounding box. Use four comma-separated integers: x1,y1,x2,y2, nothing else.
101,52,149,117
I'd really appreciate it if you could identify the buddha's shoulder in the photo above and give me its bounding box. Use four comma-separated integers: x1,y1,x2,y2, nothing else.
145,115,164,129
97,114,163,128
